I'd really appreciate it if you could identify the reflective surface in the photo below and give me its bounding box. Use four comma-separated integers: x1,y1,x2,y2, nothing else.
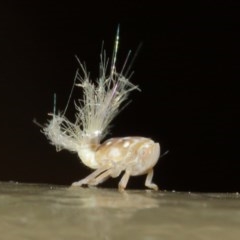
0,182,240,240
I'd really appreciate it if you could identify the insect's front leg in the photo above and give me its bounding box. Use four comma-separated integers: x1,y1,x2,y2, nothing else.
88,167,122,186
88,168,112,186
145,169,158,190
71,166,110,187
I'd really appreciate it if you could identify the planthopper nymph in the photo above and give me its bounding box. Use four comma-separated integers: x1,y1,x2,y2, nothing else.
42,27,160,191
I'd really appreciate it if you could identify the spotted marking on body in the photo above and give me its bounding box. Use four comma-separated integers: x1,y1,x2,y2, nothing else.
108,147,121,158
95,137,155,167
123,141,130,148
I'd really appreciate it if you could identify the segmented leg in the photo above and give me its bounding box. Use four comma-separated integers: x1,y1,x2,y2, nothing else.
118,171,130,191
88,168,112,186
145,169,158,190
89,167,123,186
71,167,110,187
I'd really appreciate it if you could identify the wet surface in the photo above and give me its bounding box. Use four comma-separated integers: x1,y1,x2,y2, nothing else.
0,182,240,240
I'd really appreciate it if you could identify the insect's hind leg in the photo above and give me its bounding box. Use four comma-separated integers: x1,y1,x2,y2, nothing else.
118,171,130,191
145,169,158,190
71,167,110,187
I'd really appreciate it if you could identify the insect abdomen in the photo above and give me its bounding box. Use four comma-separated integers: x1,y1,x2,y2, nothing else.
95,137,160,175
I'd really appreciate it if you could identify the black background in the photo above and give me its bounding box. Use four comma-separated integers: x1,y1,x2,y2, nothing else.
0,1,239,192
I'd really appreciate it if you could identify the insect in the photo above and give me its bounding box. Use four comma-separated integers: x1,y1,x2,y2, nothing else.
43,27,160,191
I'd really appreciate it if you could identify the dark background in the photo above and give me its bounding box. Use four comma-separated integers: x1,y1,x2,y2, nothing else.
0,1,239,192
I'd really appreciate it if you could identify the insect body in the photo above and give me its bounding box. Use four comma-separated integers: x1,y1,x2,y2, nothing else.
43,27,160,190
72,137,160,190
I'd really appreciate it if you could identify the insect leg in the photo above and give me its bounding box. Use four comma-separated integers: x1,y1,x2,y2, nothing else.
88,168,113,186
118,171,130,191
71,167,110,187
144,169,158,190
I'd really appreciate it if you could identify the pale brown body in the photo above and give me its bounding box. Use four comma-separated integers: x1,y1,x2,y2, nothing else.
72,137,160,190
